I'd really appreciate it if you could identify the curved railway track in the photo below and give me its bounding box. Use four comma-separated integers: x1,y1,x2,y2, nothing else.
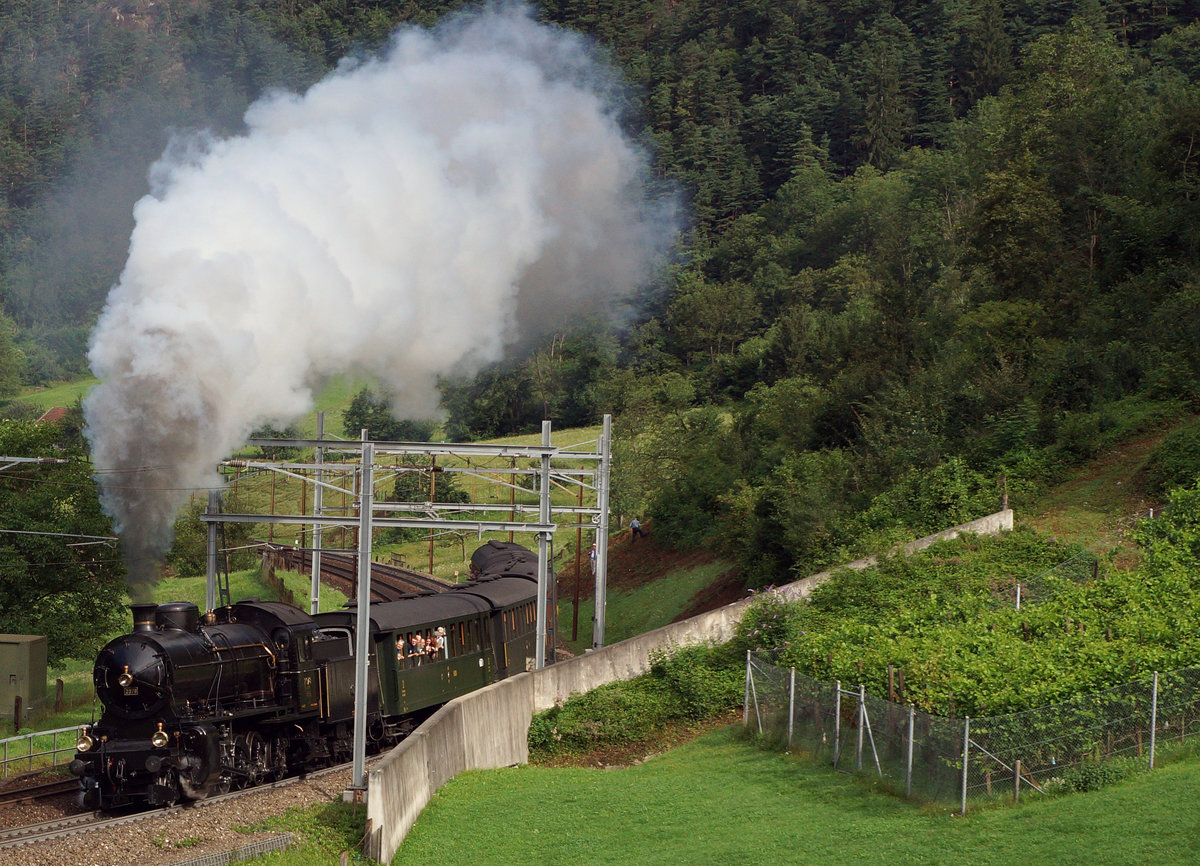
268,544,453,601
0,779,78,809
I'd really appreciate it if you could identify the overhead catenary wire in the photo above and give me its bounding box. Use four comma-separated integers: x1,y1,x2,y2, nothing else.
0,528,118,542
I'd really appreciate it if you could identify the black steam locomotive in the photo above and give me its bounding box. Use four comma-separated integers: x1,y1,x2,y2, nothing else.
71,541,544,808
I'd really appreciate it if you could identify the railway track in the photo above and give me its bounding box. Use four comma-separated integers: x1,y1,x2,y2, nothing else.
0,760,362,852
0,779,79,808
269,544,453,601
0,811,106,848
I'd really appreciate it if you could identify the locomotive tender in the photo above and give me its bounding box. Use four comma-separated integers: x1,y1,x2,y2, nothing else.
71,541,543,808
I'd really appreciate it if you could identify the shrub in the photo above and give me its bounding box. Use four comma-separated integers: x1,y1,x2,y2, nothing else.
1144,419,1200,497
1061,757,1141,792
735,593,796,655
529,642,743,760
853,457,999,538
649,642,744,720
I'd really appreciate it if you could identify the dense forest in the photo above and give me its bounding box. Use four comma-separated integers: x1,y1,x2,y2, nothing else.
1,0,1199,589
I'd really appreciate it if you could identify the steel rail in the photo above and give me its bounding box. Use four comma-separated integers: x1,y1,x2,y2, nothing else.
0,759,367,851
0,779,79,807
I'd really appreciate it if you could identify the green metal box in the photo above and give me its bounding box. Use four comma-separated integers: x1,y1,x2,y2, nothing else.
0,634,47,715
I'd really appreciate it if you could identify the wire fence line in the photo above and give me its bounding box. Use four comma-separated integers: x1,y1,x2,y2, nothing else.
987,549,1104,610
743,652,1200,812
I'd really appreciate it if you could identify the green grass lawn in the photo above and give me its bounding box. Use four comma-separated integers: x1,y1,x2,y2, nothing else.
386,725,1200,866
12,377,99,409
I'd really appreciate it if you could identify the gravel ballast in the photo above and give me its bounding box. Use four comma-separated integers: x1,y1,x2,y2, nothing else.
3,767,357,866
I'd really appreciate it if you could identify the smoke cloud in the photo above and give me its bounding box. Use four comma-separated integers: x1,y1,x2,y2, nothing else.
84,3,678,599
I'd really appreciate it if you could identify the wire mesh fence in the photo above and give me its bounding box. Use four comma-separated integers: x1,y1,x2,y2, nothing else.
987,549,1104,609
744,653,1200,811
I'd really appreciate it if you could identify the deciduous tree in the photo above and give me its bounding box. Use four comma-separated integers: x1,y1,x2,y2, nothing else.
0,419,125,664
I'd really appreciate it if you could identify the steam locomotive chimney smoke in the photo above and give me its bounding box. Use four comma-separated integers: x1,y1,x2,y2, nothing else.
84,3,679,600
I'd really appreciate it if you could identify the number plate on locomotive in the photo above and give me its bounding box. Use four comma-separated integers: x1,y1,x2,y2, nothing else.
123,687,138,695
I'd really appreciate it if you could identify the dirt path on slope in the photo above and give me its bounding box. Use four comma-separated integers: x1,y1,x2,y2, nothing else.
1023,428,1173,569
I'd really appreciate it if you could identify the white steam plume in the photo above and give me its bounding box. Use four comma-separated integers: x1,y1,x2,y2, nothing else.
84,3,678,599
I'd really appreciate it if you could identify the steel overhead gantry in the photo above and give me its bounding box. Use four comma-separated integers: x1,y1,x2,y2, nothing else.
230,416,614,649
0,455,69,473
201,416,613,799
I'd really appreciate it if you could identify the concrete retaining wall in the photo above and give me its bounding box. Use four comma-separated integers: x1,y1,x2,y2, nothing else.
531,599,747,712
366,509,1014,861
366,676,533,859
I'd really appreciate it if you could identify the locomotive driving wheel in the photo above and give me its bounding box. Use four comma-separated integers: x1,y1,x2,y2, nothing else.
230,733,252,789
241,730,270,788
154,766,180,807
269,735,288,781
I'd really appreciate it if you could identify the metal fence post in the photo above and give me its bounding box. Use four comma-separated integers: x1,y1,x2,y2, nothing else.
1149,671,1159,770
856,684,865,772
787,668,796,748
905,704,914,798
1013,759,1021,804
833,681,842,767
960,716,971,815
743,650,751,730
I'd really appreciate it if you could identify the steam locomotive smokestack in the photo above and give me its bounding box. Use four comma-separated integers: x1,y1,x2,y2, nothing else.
83,3,679,599
131,603,158,634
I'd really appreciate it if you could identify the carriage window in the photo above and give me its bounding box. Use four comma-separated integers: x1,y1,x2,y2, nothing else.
313,627,352,659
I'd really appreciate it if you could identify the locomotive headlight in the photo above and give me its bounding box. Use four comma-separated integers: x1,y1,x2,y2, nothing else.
117,665,134,688
150,722,170,749
76,727,95,753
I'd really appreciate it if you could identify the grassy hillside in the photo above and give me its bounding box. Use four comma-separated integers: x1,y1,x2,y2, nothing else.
11,377,98,409
1021,426,1172,570
557,556,735,655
